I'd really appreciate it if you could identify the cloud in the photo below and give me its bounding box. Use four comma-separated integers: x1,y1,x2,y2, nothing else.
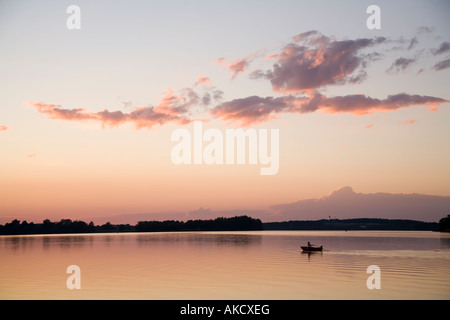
210,95,293,125
416,26,434,35
432,41,450,55
292,30,321,42
271,186,450,222
428,41,450,71
28,81,226,129
212,57,248,79
386,57,416,74
432,58,450,71
315,93,447,115
407,37,418,50
192,75,224,106
195,75,212,86
260,31,386,93
0,125,8,131
416,68,425,75
26,153,37,158
28,87,205,129
28,30,448,129
212,52,261,80
29,102,97,121
153,88,199,115
211,92,448,124
28,76,226,129
228,59,250,79
122,100,133,110
403,119,417,125
210,30,448,125
28,98,190,129
248,69,269,80
365,124,373,129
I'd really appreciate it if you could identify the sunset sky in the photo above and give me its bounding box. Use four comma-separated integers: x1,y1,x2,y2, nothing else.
1,0,449,223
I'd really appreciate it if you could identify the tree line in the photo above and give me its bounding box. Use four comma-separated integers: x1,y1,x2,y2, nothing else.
1,216,448,235
0,216,263,235
264,218,440,231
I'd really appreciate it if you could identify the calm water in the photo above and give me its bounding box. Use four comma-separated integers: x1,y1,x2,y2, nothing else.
1,231,449,300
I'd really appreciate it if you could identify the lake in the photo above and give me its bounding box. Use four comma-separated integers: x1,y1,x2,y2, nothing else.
0,231,449,300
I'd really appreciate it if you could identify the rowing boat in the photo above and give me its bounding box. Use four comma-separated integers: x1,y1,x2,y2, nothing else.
301,246,323,252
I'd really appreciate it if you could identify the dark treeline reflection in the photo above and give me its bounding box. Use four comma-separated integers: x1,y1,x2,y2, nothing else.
135,232,262,247
0,234,96,252
0,216,263,235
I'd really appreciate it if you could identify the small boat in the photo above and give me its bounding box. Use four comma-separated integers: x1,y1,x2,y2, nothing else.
301,245,323,252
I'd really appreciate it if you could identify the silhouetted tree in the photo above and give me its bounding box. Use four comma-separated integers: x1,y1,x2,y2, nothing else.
439,215,450,232
42,219,55,234
100,222,116,232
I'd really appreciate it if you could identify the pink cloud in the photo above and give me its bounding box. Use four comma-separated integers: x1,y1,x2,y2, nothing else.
28,102,96,121
365,124,373,129
211,92,447,125
316,93,446,115
228,59,249,79
27,89,193,129
264,54,279,61
212,53,261,80
195,75,212,86
28,83,224,129
153,88,199,116
403,119,417,125
211,57,225,65
428,106,438,112
214,30,449,125
0,125,8,131
292,30,322,43
27,31,449,129
257,31,386,93
210,96,292,126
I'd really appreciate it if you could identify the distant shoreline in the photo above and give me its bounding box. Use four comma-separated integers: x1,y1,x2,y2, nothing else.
0,216,442,236
263,218,438,231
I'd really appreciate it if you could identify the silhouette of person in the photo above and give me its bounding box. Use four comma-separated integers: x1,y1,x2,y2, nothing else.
307,241,311,247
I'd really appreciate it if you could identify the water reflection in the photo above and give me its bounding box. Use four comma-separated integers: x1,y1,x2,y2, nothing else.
42,235,94,250
439,235,450,248
300,251,324,261
135,232,262,247
0,232,263,251
0,236,40,252
1,231,449,299
0,234,95,251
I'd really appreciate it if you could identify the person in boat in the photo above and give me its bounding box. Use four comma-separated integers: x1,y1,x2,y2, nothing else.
307,241,312,247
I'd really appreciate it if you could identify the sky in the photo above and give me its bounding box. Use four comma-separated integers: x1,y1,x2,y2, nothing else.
1,0,449,223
